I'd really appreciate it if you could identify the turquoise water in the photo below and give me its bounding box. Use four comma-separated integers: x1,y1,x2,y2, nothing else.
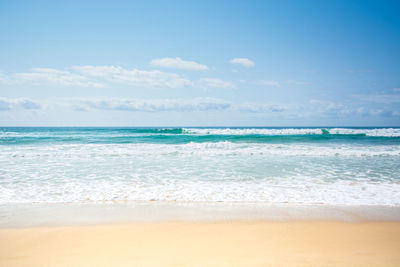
1,127,400,145
0,127,399,205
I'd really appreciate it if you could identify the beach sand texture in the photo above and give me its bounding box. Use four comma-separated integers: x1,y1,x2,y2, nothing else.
1,221,400,266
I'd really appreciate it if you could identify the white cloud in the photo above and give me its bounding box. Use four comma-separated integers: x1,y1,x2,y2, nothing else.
0,99,11,111
18,99,41,110
70,98,291,114
236,103,285,113
0,66,194,89
0,98,41,111
0,97,231,112
307,99,396,118
77,97,231,112
5,96,397,119
355,94,400,104
236,79,308,88
230,58,254,68
0,97,295,115
0,71,12,85
199,78,236,89
73,65,193,88
257,80,280,87
13,68,105,88
150,57,208,71
309,99,351,116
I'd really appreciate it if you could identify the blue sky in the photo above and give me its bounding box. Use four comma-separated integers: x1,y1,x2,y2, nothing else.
0,0,399,126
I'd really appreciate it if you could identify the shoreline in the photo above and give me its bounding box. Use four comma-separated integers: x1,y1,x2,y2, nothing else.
1,202,400,228
1,221,400,266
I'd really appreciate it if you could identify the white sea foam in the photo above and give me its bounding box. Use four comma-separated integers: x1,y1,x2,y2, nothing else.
183,128,324,135
1,175,399,205
182,127,400,136
0,142,399,205
0,172,400,206
328,128,400,137
1,142,399,157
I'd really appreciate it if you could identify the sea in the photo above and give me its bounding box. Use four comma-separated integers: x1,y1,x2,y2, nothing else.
1,127,399,208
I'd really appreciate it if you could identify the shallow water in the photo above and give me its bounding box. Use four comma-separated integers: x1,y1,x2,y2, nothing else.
1,127,399,205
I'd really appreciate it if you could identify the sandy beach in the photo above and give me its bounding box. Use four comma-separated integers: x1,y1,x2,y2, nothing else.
2,0,400,265
1,221,400,266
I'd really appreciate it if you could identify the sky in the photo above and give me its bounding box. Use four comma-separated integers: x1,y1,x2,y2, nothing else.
0,0,399,126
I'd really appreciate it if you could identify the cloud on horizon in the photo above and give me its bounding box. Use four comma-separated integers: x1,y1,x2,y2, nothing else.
79,97,231,112
1,97,398,120
0,98,41,111
0,97,286,114
236,103,286,113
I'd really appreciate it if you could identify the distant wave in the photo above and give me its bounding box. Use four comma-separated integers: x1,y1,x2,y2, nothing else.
181,127,400,137
1,127,400,145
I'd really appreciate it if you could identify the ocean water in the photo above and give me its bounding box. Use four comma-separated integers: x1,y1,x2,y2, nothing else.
0,127,400,206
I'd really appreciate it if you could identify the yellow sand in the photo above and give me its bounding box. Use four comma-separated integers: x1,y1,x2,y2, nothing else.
1,221,400,266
